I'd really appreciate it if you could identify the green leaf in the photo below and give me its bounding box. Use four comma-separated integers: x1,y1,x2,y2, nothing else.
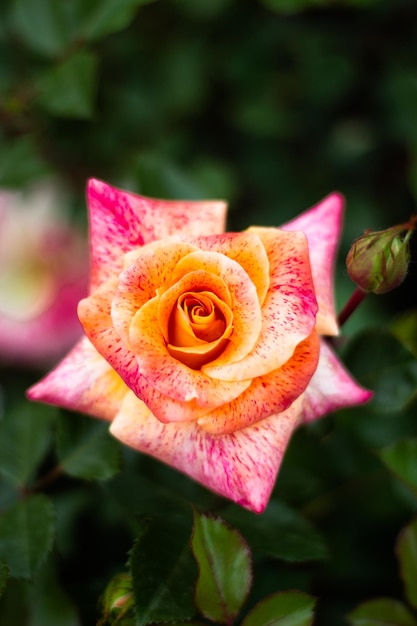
397,517,417,610
391,310,417,359
37,52,98,119
0,495,55,580
241,591,316,626
0,135,50,187
222,500,328,562
56,413,121,481
379,438,417,497
343,330,417,413
347,598,417,625
130,515,197,626
29,556,80,626
191,511,252,624
79,0,157,42
10,0,74,57
0,562,9,599
0,402,55,488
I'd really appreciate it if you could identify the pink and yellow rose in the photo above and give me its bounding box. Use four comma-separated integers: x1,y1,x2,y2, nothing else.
28,179,371,512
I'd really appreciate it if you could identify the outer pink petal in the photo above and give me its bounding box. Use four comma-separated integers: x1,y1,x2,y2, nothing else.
282,193,343,336
301,339,372,423
87,179,227,290
110,392,304,513
27,337,128,420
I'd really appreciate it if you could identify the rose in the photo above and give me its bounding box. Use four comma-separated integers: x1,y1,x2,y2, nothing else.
0,181,88,367
28,179,371,512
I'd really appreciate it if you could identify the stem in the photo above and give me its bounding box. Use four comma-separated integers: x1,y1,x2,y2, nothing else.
22,464,63,496
337,287,368,328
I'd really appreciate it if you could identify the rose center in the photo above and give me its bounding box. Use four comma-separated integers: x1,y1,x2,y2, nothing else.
166,290,233,370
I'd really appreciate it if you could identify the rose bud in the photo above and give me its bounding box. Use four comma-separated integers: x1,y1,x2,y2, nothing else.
346,219,416,295
100,573,134,625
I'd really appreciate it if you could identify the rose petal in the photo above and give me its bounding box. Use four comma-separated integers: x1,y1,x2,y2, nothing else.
110,391,304,513
170,250,263,368
301,338,373,422
157,271,232,342
129,296,252,411
27,337,128,420
203,229,317,381
111,241,199,347
87,179,227,290
166,291,234,370
198,330,320,435
79,281,252,419
282,193,343,336
186,232,270,305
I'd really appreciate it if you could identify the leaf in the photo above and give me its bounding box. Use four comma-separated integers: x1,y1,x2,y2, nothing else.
379,438,417,497
0,495,55,580
347,598,417,625
343,330,417,413
391,310,417,359
79,0,157,42
241,591,316,626
10,0,75,57
222,500,328,562
37,52,98,119
56,413,121,481
0,402,55,488
0,135,50,187
397,517,417,610
191,511,252,624
0,562,9,599
129,515,198,626
29,556,80,626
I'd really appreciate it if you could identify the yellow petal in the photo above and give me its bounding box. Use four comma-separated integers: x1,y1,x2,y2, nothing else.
198,330,320,435
129,296,252,409
203,229,318,381
170,250,262,370
111,240,198,348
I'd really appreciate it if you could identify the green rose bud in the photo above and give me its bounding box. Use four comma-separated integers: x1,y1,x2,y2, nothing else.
99,572,135,625
346,218,416,295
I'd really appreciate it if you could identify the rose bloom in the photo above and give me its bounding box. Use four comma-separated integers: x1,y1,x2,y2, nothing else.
0,182,88,367
28,179,371,512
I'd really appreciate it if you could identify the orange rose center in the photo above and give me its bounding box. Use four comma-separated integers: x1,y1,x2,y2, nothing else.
166,290,233,370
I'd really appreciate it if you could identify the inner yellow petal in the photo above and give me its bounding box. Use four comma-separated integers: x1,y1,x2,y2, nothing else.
167,290,233,370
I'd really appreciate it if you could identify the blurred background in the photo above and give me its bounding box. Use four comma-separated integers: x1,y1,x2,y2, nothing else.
1,0,417,343
1,1,417,625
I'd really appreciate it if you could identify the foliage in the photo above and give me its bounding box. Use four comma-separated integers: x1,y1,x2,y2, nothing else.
1,0,417,624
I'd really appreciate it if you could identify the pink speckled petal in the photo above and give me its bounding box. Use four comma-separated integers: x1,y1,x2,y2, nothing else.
111,240,199,347
203,229,317,381
186,232,270,305
110,392,304,513
129,296,252,412
27,337,128,420
301,339,372,423
198,331,320,435
79,275,251,420
282,193,344,336
87,179,227,290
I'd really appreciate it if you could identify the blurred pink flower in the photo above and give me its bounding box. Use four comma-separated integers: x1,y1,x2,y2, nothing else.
0,181,88,367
